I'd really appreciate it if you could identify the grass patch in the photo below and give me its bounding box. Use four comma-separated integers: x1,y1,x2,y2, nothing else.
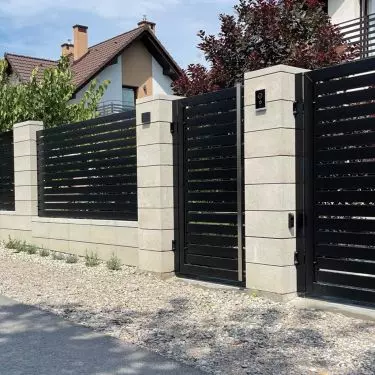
106,253,122,271
66,254,79,264
52,252,65,261
85,251,100,267
39,248,50,257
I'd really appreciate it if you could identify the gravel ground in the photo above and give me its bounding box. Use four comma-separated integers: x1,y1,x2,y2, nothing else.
0,245,374,375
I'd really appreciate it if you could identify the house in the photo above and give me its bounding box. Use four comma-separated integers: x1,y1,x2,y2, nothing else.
325,1,375,57
326,0,372,24
4,19,181,112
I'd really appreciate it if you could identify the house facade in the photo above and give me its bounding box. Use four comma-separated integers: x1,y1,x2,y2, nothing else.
5,20,180,112
327,0,374,24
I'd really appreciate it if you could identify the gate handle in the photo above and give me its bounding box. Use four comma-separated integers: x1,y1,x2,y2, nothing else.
288,213,294,229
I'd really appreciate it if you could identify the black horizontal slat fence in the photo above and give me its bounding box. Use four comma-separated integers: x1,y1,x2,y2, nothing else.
37,111,137,220
174,85,245,285
0,130,15,211
296,57,375,305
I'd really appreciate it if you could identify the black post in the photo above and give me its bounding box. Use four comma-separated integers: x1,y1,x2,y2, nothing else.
236,82,243,282
36,130,45,217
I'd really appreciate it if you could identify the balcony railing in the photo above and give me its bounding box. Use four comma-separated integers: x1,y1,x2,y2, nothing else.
337,12,375,58
97,101,135,117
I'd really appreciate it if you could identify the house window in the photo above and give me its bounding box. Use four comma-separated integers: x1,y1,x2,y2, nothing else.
122,86,136,110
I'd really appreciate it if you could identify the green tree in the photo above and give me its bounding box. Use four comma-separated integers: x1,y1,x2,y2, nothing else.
173,0,358,96
0,56,110,131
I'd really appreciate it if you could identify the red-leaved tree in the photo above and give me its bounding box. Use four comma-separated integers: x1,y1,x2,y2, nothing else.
172,0,358,96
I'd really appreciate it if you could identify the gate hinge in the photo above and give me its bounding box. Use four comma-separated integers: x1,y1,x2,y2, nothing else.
294,251,305,266
170,122,175,134
293,101,304,116
172,240,176,252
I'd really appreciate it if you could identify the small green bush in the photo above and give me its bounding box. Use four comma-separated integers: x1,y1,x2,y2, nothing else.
26,244,38,255
66,254,79,264
39,248,50,257
13,240,28,253
52,252,65,261
5,236,22,250
106,253,122,271
85,251,100,267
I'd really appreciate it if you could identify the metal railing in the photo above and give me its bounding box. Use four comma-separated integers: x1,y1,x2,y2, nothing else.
97,101,135,117
337,12,375,58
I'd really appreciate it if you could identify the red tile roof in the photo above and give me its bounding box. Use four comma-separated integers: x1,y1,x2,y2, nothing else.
5,25,180,92
5,53,57,82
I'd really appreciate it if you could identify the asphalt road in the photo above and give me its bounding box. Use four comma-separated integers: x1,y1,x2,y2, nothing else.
0,295,204,375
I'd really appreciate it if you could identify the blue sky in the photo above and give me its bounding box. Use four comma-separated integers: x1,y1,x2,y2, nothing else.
0,0,238,68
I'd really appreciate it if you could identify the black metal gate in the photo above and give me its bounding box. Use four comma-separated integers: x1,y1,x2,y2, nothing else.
296,58,375,305
173,86,245,285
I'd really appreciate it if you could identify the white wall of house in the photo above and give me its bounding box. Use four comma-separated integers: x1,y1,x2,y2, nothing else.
71,55,123,104
328,0,361,24
152,56,173,95
71,53,173,104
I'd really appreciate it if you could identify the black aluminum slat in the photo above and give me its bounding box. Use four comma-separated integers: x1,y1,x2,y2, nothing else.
315,244,375,261
317,257,375,275
316,271,375,291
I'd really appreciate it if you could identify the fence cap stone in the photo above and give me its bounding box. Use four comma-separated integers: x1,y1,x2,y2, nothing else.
13,120,43,129
245,64,309,80
136,94,183,105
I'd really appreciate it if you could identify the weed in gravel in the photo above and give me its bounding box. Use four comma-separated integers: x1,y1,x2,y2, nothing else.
52,252,65,261
26,244,38,255
66,254,79,264
106,253,122,271
5,236,22,250
39,248,50,257
12,240,28,253
85,251,100,267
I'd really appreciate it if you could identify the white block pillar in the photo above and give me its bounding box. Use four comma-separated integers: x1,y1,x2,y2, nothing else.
136,95,181,275
14,121,43,216
244,65,307,300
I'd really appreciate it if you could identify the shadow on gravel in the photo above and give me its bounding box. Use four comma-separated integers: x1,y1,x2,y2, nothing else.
10,297,375,375
0,298,202,375
347,347,375,375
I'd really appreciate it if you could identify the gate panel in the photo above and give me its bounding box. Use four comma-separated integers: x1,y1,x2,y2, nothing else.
174,86,244,285
297,58,375,305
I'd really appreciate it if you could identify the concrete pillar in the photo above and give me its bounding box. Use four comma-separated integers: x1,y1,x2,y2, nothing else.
13,121,43,216
244,65,307,300
136,95,180,276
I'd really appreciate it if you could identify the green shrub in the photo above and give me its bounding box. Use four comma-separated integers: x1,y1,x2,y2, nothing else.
106,253,122,271
13,240,28,253
19,241,29,253
66,254,79,264
85,251,100,267
39,248,50,257
52,252,65,261
5,236,22,250
26,244,38,255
